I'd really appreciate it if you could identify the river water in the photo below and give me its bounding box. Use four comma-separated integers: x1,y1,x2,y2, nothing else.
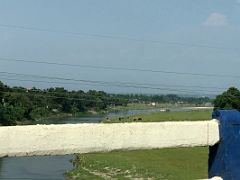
0,107,211,179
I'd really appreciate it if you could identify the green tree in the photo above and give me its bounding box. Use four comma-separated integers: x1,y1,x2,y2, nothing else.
214,87,240,110
0,105,17,126
0,81,4,100
0,81,130,125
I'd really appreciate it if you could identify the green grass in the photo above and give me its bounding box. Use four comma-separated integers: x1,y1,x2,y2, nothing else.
108,103,160,111
102,110,212,123
108,103,203,111
66,147,208,180
66,110,213,180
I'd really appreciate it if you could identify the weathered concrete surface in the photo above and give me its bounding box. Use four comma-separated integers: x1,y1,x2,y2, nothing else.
0,120,219,157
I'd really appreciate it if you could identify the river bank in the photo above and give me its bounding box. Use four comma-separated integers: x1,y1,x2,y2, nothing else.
66,147,208,180
102,109,212,123
0,112,105,180
15,111,102,125
108,103,212,111
12,103,212,126
66,109,213,179
0,107,213,179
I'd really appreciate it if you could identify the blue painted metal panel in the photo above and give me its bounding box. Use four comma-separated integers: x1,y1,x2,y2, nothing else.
209,110,240,180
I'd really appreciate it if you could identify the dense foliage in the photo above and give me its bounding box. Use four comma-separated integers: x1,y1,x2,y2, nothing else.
214,87,240,110
0,81,212,126
0,81,127,125
114,94,211,105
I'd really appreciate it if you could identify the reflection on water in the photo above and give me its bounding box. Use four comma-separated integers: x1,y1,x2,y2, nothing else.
106,106,212,118
0,155,73,180
33,116,104,125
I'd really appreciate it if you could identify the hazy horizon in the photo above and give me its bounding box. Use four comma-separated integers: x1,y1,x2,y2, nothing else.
1,0,240,95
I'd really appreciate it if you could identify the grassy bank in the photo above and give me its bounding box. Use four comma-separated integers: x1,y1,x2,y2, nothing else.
66,147,208,180
16,111,99,125
66,110,212,179
102,110,212,123
108,103,210,111
108,103,161,111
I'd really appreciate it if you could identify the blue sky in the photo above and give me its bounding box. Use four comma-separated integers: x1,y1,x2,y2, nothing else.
0,0,240,95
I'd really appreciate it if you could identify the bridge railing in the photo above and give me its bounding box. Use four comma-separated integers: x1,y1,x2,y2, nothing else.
0,120,219,157
1,110,240,179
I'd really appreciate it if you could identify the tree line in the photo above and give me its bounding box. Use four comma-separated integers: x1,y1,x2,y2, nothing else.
0,81,214,126
214,87,240,110
0,81,127,125
115,94,211,105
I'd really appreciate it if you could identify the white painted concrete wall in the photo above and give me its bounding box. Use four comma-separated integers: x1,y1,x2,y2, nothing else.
0,120,219,157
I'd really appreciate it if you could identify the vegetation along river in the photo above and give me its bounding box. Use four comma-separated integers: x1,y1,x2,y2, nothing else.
0,107,209,179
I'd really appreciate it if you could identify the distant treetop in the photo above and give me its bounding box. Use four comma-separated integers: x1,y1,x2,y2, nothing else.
214,87,240,110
